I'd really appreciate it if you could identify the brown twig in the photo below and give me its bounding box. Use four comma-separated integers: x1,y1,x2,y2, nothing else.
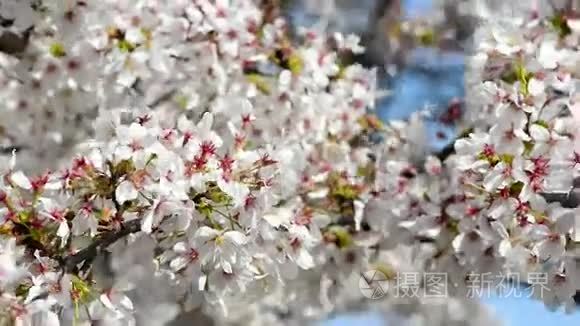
0,27,33,56
63,218,142,273
541,188,580,208
435,127,473,161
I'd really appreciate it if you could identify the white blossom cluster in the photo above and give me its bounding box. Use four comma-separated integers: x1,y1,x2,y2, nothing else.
0,1,579,326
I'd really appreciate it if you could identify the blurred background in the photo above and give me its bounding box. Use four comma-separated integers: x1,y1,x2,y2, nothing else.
284,0,468,152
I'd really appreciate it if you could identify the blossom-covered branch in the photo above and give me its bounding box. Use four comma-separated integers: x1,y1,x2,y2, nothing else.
0,1,579,326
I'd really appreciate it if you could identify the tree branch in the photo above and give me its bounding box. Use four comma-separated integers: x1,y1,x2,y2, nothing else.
435,127,473,161
63,219,142,273
541,189,580,208
0,27,33,56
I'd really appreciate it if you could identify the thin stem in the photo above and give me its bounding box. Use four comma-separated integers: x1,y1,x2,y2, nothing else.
213,208,242,229
63,218,142,273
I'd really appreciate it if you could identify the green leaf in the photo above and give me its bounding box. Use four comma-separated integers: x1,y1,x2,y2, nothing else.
15,283,31,297
328,226,353,249
523,141,534,155
357,115,384,131
477,152,500,166
112,159,135,179
332,184,359,201
417,29,436,46
534,120,549,129
287,53,303,74
357,164,376,184
447,219,459,235
71,276,93,304
140,28,152,48
501,62,533,96
501,69,518,84
207,186,233,205
510,181,524,196
500,154,514,165
246,73,271,94
188,188,202,203
49,43,67,58
0,223,12,235
174,94,189,110
145,153,158,166
196,200,214,218
550,13,572,38
93,174,114,197
356,165,370,178
372,263,397,280
118,39,136,53
18,210,32,224
28,228,41,242
515,62,533,95
244,140,254,150
122,199,138,211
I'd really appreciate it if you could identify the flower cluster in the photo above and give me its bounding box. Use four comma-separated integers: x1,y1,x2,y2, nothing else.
0,0,579,325
452,0,580,309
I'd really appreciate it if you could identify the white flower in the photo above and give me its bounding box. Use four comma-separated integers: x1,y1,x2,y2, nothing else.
178,112,223,151
424,156,442,176
141,199,178,234
285,225,317,270
262,206,294,227
114,123,156,159
99,290,134,319
482,161,516,192
27,273,74,308
489,123,529,156
537,40,563,70
0,238,25,286
207,262,259,297
194,226,249,274
333,33,364,54
217,178,249,209
531,272,577,312
0,0,577,321
71,205,99,237
38,198,70,243
115,180,138,204
14,300,61,326
528,78,545,97
528,123,568,157
453,231,487,258
9,171,32,190
529,224,566,262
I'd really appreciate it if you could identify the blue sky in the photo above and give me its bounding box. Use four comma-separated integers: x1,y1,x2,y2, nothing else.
322,294,580,326
404,0,435,17
323,298,580,326
323,312,385,326
485,294,580,326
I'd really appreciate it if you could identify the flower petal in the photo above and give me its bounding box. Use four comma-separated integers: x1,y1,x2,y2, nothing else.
141,210,154,234
194,226,220,242
530,124,550,142
115,180,138,204
57,222,69,238
10,171,32,190
224,231,247,246
170,256,189,271
295,248,314,270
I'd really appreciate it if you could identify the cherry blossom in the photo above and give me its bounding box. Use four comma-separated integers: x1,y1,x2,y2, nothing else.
0,1,579,325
